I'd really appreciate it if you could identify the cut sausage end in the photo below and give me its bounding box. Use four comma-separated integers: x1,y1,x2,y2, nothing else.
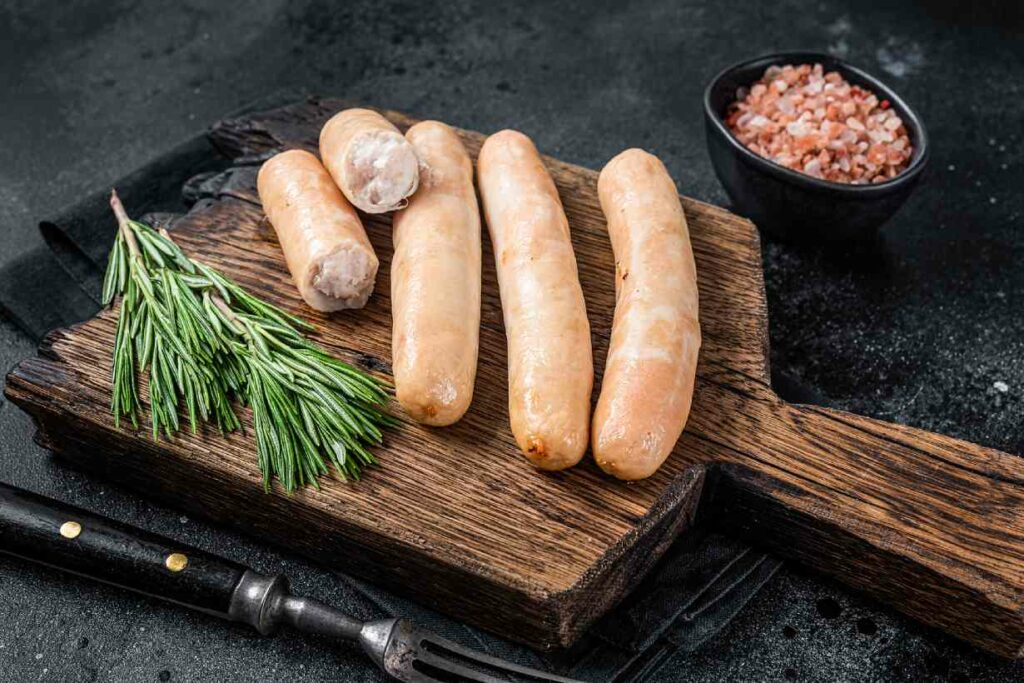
310,244,378,310
345,132,420,214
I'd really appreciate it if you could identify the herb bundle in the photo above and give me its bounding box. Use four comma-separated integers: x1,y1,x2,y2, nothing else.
102,191,394,491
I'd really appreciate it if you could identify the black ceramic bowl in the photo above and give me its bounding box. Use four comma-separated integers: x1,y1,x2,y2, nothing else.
704,52,929,244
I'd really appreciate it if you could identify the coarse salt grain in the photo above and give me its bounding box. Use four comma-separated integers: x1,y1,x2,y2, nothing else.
725,63,913,184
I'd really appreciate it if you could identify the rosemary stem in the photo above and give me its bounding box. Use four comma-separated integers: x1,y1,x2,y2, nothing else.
110,190,142,260
212,294,246,336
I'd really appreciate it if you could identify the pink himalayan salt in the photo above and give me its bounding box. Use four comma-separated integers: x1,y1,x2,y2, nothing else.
726,63,913,184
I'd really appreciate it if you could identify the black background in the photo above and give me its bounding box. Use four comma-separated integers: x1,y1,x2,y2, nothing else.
1,1,1023,680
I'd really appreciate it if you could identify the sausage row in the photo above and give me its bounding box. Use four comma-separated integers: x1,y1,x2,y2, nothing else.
256,108,700,480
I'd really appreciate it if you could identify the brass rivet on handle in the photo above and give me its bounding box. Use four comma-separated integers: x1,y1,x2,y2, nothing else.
165,553,188,572
59,521,82,539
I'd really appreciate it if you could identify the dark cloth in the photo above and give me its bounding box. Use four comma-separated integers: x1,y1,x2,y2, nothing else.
0,136,781,682
0,135,231,338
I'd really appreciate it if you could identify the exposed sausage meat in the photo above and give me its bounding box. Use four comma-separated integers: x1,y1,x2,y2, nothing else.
257,149,379,311
591,148,701,480
477,130,593,470
319,108,420,214
391,121,481,425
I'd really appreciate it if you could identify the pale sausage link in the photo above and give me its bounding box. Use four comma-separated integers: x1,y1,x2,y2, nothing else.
257,149,378,311
477,130,593,470
391,121,481,426
592,149,701,480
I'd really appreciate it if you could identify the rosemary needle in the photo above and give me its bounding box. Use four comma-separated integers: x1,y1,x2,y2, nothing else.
102,190,394,491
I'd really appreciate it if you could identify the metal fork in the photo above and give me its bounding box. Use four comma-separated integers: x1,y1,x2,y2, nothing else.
233,571,584,682
0,483,582,682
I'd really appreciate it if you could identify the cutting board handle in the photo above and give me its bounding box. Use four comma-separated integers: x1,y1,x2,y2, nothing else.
705,397,1024,657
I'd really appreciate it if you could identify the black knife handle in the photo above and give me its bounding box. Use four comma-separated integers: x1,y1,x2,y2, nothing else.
0,483,248,618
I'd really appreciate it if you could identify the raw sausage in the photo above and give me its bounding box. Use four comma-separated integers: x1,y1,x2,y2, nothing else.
391,121,481,425
477,130,593,470
591,149,701,480
257,149,379,311
319,108,420,214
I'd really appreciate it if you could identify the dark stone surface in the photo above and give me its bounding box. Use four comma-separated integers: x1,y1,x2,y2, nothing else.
1,0,1023,680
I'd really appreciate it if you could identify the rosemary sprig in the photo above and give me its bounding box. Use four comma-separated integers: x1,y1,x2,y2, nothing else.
103,191,394,491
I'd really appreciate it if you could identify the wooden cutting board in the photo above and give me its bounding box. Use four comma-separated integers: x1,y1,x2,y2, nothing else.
6,98,1024,657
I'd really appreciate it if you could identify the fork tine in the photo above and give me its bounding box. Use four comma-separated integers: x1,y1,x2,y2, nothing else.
413,647,514,682
414,632,585,683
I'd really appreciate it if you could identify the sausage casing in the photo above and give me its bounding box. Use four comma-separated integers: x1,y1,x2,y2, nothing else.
257,149,379,311
591,148,701,480
391,121,481,425
477,130,593,470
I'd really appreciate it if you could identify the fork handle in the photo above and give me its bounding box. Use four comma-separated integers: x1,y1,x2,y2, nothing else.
0,483,249,618
0,483,366,639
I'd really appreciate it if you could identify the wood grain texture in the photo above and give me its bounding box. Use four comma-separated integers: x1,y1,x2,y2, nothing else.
6,98,1024,656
